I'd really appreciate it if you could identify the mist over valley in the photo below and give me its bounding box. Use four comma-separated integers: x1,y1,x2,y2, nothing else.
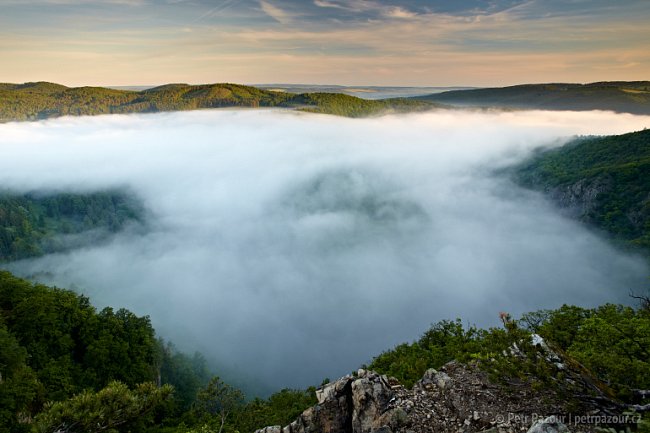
1,108,649,394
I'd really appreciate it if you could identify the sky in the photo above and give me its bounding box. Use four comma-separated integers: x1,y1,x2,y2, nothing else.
3,108,649,392
1,0,649,86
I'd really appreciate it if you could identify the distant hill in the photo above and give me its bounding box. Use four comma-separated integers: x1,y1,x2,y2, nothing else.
255,84,473,100
282,92,436,117
416,81,650,114
0,81,441,121
512,128,650,253
6,80,649,119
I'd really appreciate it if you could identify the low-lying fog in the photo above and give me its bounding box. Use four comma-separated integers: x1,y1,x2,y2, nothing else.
1,109,649,393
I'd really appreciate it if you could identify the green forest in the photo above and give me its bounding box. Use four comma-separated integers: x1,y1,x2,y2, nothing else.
0,188,318,432
513,128,650,253
417,81,650,114
0,190,142,262
2,81,649,121
0,271,318,433
368,304,650,398
1,270,648,433
0,82,438,121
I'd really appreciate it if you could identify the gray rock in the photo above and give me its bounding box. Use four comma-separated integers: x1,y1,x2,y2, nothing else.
259,370,396,433
316,375,352,404
526,416,570,433
351,372,395,433
255,362,620,433
255,426,281,433
415,367,453,391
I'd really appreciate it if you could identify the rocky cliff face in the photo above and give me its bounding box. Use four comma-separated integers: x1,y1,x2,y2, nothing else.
547,177,612,221
255,358,631,433
525,169,649,246
550,175,650,237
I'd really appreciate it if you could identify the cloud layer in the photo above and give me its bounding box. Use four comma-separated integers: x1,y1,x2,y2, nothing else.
2,0,649,85
1,109,649,393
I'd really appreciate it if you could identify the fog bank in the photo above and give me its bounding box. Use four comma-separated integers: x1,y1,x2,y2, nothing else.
1,109,649,393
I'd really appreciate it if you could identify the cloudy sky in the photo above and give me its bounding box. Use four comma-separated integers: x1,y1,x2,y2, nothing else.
2,0,649,86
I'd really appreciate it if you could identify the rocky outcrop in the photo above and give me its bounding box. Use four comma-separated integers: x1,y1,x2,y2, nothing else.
547,177,611,221
259,369,401,433
255,359,632,433
527,416,570,433
545,174,650,238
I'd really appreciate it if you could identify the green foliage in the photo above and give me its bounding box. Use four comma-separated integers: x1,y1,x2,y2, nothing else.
638,413,650,433
0,82,291,122
230,388,317,433
163,383,316,433
194,377,244,433
477,326,563,391
0,190,142,261
0,271,161,430
33,381,173,433
367,317,555,390
369,319,485,387
0,271,159,391
0,82,439,121
559,302,648,394
2,263,647,432
527,304,650,396
520,305,593,350
417,81,650,114
0,322,41,433
159,341,212,413
285,93,436,117
183,424,221,433
81,307,159,390
368,303,650,405
513,129,650,254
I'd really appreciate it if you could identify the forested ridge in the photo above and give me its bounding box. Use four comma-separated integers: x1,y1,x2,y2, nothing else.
512,128,650,254
0,82,438,120
0,190,142,262
3,80,650,121
416,81,650,114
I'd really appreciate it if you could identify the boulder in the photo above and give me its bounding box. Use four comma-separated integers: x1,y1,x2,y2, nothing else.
414,368,452,391
256,369,396,433
526,416,570,433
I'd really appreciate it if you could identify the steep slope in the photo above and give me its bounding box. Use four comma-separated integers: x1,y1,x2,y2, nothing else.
512,129,650,253
0,189,143,261
0,271,214,432
416,82,650,114
253,362,639,433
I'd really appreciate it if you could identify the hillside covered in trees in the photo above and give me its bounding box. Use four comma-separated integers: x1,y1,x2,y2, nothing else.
2,269,648,433
0,271,319,433
0,190,143,262
2,180,647,431
415,81,650,114
512,128,650,254
0,82,438,121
